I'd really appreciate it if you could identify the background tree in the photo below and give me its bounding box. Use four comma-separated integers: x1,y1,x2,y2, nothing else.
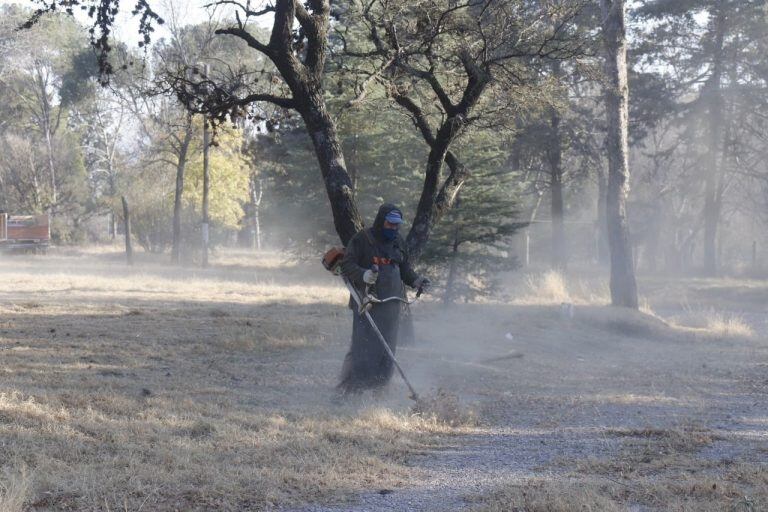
635,0,768,275
600,0,638,308
338,0,587,261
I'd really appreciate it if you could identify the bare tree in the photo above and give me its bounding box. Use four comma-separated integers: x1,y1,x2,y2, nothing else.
121,195,134,265
175,0,365,245
340,0,586,260
170,112,194,264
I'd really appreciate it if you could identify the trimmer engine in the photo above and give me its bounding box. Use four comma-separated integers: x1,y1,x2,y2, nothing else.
322,247,345,274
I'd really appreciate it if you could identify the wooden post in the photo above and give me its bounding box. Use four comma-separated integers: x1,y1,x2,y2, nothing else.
121,195,133,266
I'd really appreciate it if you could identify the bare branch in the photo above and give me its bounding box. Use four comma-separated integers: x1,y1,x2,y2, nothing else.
344,57,395,109
216,26,271,56
391,90,436,146
205,0,275,17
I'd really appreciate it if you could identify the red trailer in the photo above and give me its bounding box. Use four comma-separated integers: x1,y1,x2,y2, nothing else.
0,213,51,253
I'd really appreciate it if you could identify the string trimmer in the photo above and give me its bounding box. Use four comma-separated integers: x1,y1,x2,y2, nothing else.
358,264,424,314
323,248,421,401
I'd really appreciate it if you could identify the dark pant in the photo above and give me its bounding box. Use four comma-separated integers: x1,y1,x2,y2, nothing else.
338,301,400,393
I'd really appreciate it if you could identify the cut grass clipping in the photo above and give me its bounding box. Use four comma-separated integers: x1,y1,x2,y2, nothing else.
411,389,478,427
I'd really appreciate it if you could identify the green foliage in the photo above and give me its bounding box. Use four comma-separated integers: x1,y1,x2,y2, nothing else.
423,134,526,300
0,6,99,241
183,124,250,230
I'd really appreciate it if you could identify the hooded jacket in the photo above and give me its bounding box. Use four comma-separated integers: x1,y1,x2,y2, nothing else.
341,203,419,299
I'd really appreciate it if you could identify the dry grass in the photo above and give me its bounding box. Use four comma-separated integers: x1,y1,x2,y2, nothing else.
0,248,465,511
218,313,333,351
703,313,755,339
0,390,458,510
474,425,767,512
516,270,628,307
667,307,756,340
2,248,763,511
523,271,571,304
470,467,768,512
411,389,479,427
0,465,30,512
469,479,624,512
0,391,452,510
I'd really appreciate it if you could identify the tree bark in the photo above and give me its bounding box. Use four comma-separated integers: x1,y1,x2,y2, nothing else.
595,163,609,265
601,0,638,309
171,115,194,265
109,212,117,240
524,192,544,268
391,92,473,263
443,223,461,305
408,129,455,262
249,173,263,250
548,105,567,271
36,70,58,214
216,0,364,246
121,195,133,266
202,115,211,268
298,91,363,246
702,5,726,276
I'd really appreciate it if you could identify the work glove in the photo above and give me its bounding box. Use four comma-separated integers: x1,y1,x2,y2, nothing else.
413,276,431,293
363,268,378,285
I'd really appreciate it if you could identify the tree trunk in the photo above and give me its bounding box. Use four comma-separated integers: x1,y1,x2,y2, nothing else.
348,131,359,191
524,193,544,268
297,89,364,246
249,174,263,250
405,114,471,263
702,6,726,276
408,141,451,262
202,116,211,268
121,195,133,266
37,73,58,214
601,0,638,309
443,223,461,305
171,115,194,264
596,164,609,265
109,211,117,240
548,106,567,271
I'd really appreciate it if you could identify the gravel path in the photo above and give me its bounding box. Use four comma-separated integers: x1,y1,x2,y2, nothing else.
289,285,768,512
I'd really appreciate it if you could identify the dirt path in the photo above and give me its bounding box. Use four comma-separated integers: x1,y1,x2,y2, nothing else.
292,287,768,511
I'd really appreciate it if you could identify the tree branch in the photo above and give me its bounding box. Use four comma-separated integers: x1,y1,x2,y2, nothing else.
205,0,275,17
391,90,436,146
294,0,329,76
216,26,271,56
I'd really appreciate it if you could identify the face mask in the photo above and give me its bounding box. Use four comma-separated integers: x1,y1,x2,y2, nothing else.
381,228,398,241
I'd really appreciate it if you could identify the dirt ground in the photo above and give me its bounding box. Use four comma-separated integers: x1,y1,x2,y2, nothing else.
0,248,766,511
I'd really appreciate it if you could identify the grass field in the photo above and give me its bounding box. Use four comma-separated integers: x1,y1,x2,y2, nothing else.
0,248,466,511
0,247,766,511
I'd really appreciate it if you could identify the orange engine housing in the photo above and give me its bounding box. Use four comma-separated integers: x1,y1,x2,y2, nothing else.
322,247,345,273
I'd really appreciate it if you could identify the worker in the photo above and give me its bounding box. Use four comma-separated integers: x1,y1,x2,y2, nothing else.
338,203,430,394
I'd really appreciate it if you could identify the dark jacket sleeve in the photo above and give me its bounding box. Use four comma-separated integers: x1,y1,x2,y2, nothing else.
398,236,419,288
341,231,369,288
